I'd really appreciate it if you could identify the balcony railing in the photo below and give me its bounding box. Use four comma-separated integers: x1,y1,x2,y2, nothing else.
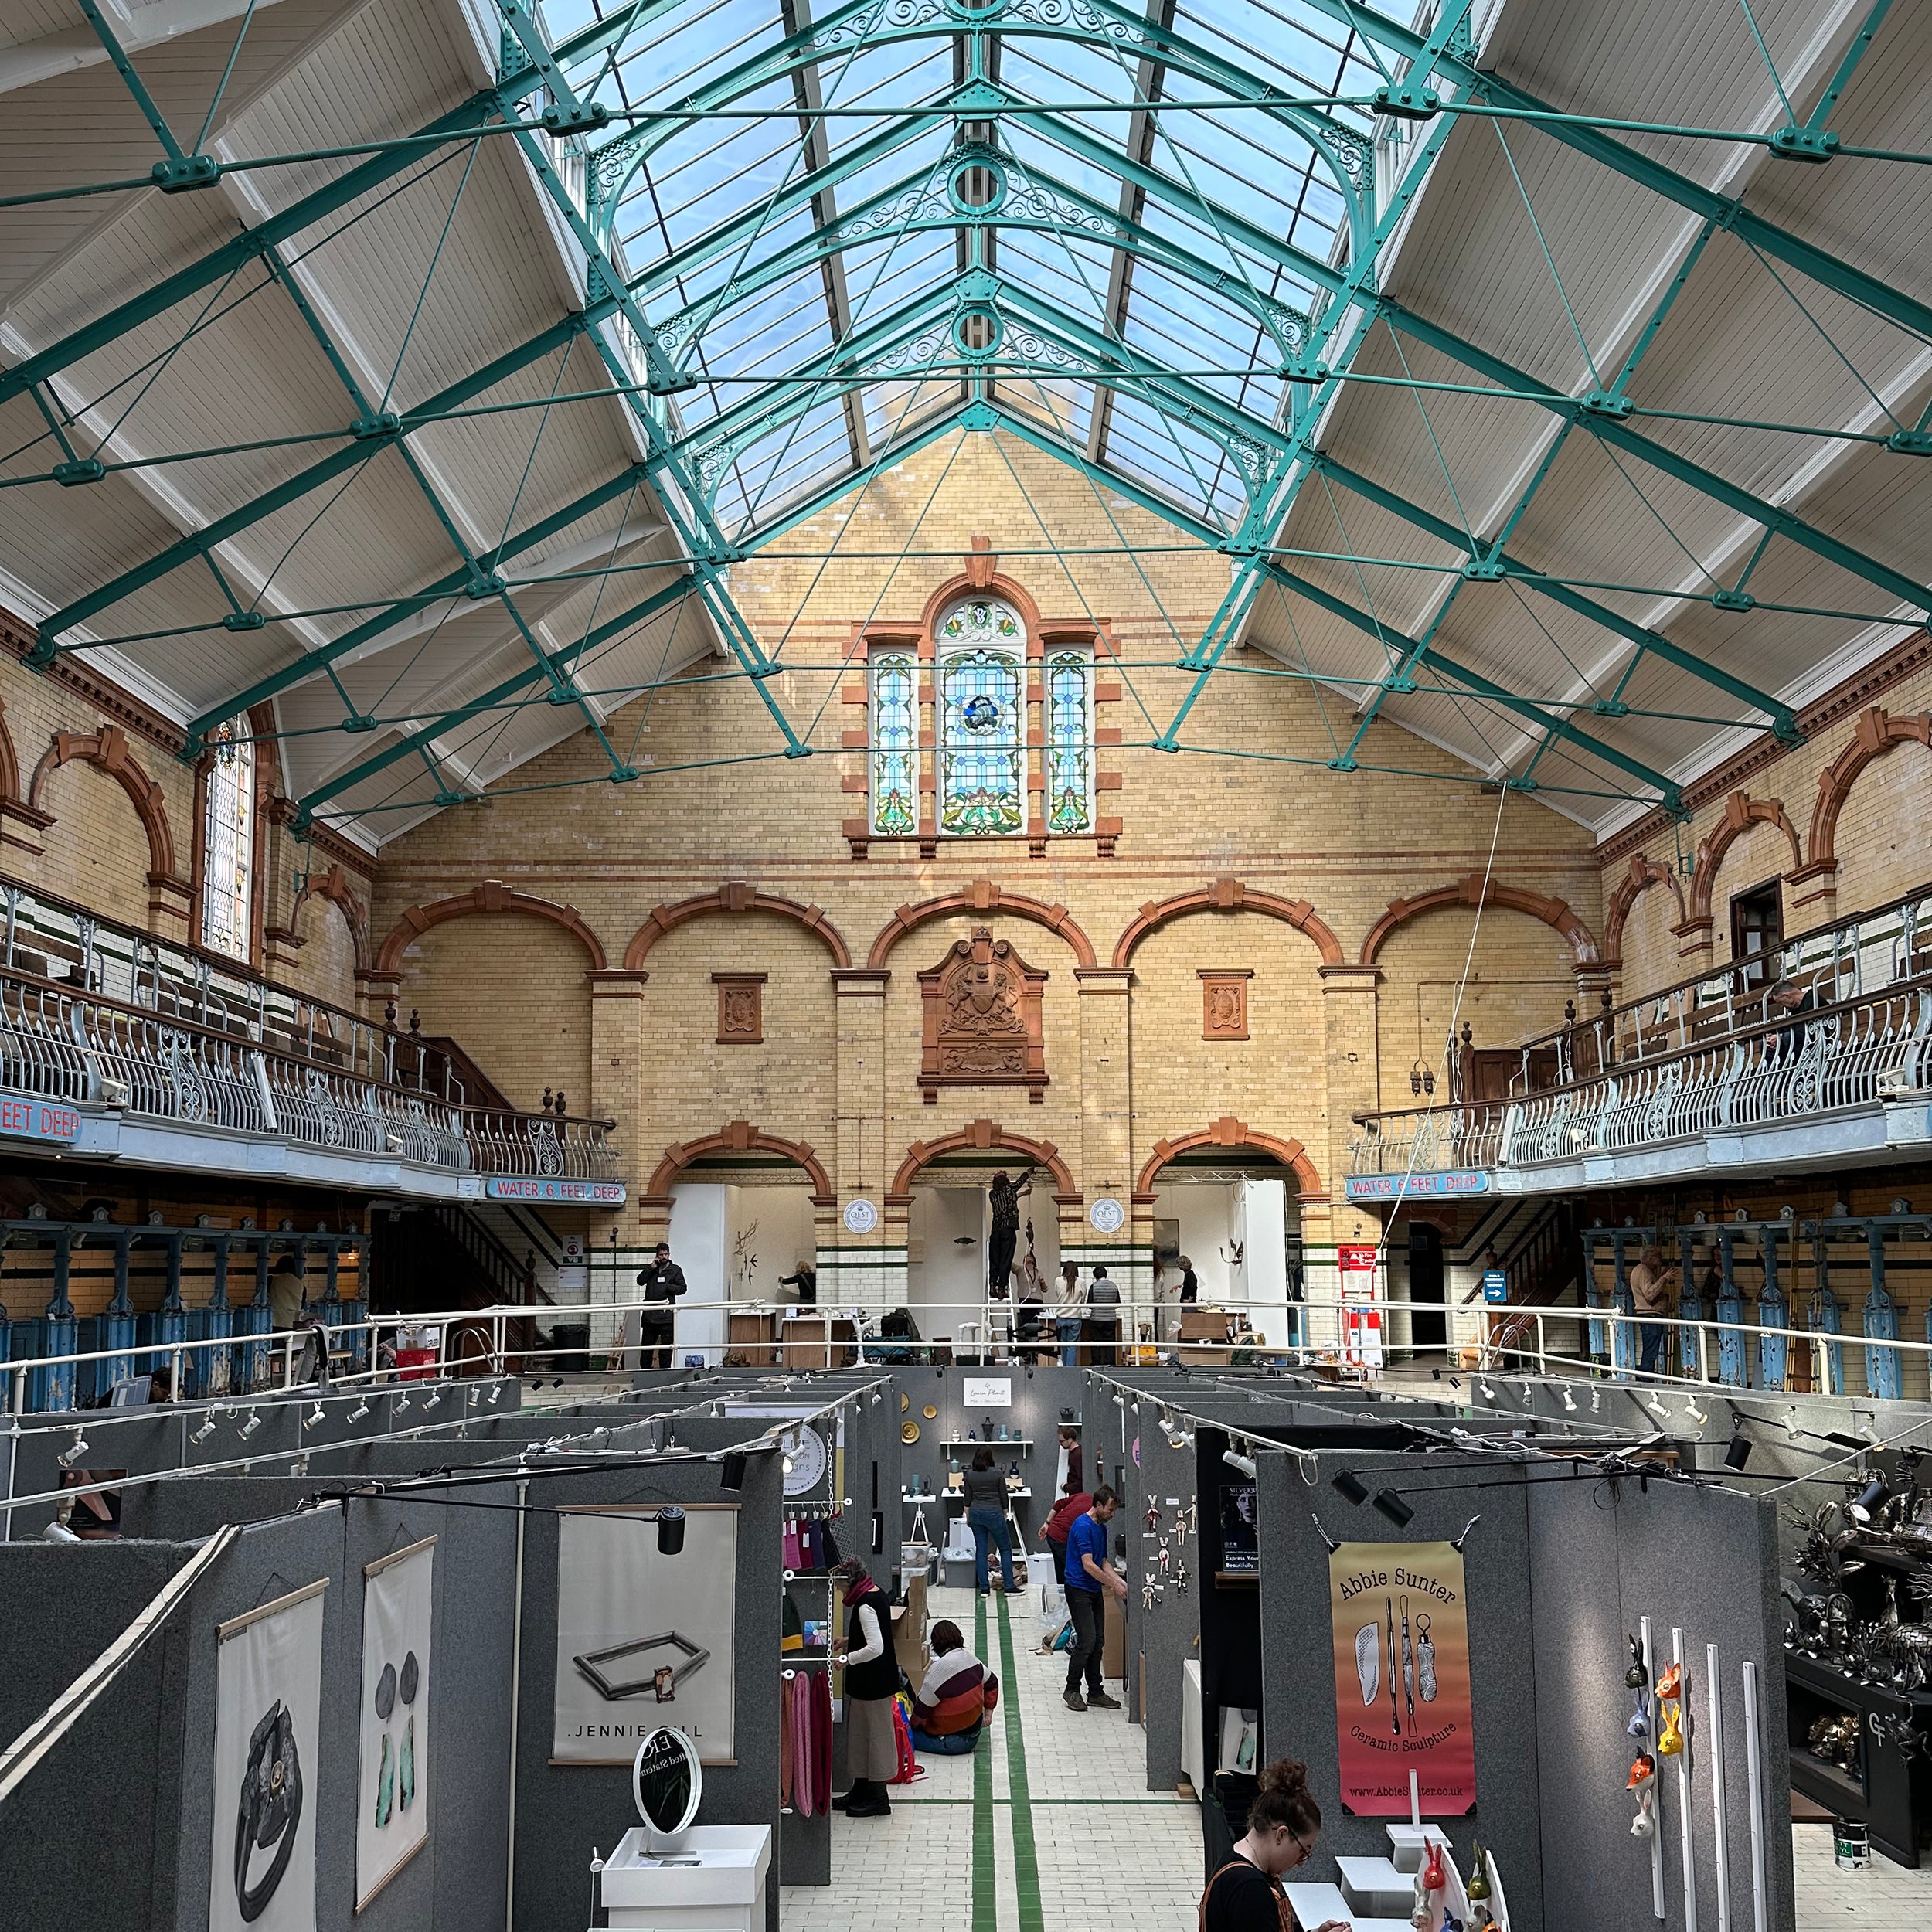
1350,881,1932,1182
1514,883,1932,1095
1351,973,1932,1180
0,876,463,1099
1349,1102,1509,1178
0,962,614,1182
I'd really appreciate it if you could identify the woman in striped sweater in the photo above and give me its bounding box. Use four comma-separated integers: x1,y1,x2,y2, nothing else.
911,1621,996,1755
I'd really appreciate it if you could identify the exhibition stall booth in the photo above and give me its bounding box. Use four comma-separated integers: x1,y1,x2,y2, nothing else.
0,1369,903,1932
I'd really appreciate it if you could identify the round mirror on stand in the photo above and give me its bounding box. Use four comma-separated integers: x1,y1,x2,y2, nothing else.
633,1726,702,1852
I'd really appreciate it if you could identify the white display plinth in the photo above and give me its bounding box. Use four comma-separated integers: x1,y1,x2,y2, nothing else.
597,1824,773,1930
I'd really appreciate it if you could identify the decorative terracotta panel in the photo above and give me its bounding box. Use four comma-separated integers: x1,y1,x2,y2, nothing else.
917,925,1048,1103
1199,968,1253,1041
713,971,767,1045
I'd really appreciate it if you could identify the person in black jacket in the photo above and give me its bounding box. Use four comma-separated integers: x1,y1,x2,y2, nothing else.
1199,1759,1345,1932
830,1559,900,1817
634,1243,687,1369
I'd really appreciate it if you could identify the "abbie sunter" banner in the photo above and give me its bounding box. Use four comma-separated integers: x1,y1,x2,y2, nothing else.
1327,1540,1476,1815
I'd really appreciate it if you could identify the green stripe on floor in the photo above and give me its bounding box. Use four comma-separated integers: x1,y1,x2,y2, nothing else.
974,1590,996,1932
994,1594,1046,1932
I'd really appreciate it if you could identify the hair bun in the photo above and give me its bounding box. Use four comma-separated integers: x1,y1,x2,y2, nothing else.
1257,1758,1308,1801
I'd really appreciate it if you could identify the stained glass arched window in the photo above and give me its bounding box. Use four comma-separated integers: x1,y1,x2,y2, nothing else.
1045,650,1094,833
200,720,255,960
937,597,1024,836
869,651,917,837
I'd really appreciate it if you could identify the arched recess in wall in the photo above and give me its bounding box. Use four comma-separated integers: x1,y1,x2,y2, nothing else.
1111,878,1345,969
375,881,609,975
1603,856,1686,969
29,726,176,880
1134,1117,1325,1203
624,882,852,971
889,1120,1076,1202
1808,706,1932,896
868,880,1097,970
286,866,372,1005
1689,791,1801,921
1359,873,1600,968
645,1121,835,1207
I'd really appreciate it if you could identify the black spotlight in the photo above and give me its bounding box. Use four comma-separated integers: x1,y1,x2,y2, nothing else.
657,1506,688,1556
1372,1490,1415,1529
719,1451,749,1493
1848,1475,1888,1525
1724,1431,1752,1472
1332,1471,1370,1506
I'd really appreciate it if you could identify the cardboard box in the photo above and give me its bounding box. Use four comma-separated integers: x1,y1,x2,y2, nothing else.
1102,1586,1125,1680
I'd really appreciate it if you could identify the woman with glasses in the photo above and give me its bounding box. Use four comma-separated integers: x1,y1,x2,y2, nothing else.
1199,1758,1347,1932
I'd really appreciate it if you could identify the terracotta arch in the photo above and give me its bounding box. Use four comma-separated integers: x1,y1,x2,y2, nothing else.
1603,855,1686,968
29,726,175,878
889,1119,1076,1202
1359,872,1599,968
868,879,1097,970
1689,790,1801,919
1808,706,1932,870
918,562,1046,641
292,864,372,974
375,879,607,975
1134,1117,1325,1202
1111,877,1344,970
645,1120,834,1206
624,881,852,971
0,696,21,804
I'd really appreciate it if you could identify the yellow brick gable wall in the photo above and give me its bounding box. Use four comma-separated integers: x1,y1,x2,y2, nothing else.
369,434,1612,1269
1601,648,1932,996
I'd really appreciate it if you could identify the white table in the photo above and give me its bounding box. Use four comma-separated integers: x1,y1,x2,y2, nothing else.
596,1824,773,1931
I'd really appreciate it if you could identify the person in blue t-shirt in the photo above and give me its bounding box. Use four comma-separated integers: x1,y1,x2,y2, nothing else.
1061,1486,1125,1712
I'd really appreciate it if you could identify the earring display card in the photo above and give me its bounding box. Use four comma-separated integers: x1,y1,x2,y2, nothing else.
212,1580,328,1932
356,1536,435,1907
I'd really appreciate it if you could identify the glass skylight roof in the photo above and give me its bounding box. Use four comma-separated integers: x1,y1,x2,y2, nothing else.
538,0,1379,540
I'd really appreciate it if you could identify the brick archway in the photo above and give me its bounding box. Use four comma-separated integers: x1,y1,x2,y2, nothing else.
1359,872,1598,968
1134,1117,1325,1202
375,880,607,974
29,726,175,878
1808,706,1932,870
867,879,1097,970
292,863,372,974
1603,855,1685,968
1111,878,1344,969
1689,791,1801,919
624,881,852,970
889,1119,1076,1202
645,1121,834,1207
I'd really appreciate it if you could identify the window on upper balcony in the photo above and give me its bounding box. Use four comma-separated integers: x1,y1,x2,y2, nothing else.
200,722,255,961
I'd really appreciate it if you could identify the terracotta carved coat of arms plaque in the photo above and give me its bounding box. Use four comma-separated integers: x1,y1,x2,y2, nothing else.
917,926,1048,1103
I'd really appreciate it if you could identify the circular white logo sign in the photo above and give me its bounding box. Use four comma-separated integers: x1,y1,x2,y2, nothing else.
1089,1197,1124,1234
843,1197,879,1234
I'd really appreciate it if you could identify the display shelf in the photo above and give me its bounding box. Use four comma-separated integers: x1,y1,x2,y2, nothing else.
943,1437,1032,1447
1784,1650,1932,1868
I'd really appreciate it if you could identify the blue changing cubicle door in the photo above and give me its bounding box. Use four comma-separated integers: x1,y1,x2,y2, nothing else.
1859,1224,1902,1402
1714,1232,1748,1389
1757,1232,1789,1392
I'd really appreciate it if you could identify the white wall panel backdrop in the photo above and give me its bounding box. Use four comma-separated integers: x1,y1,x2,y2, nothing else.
211,1580,328,1932
356,1536,435,1907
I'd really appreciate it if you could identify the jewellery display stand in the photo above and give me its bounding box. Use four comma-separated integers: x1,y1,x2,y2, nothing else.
594,1825,774,1932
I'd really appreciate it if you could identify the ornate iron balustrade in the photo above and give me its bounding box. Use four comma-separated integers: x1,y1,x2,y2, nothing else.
1515,883,1932,1094
0,967,614,1180
1349,974,1932,1178
0,876,458,1097
1502,978,1932,1168
1347,1102,1508,1177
